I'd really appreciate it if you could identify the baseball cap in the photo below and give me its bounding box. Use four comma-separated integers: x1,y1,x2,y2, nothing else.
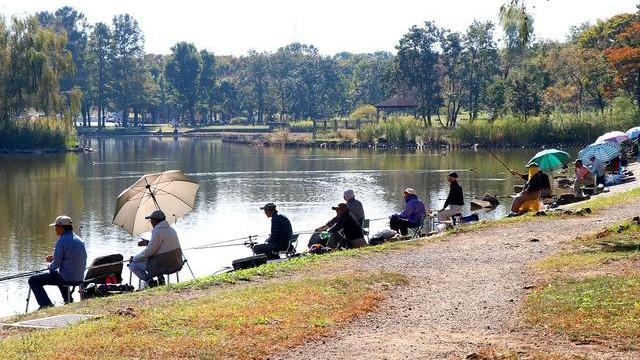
145,210,166,221
403,188,416,195
260,203,277,211
49,215,72,227
447,172,458,178
331,203,348,211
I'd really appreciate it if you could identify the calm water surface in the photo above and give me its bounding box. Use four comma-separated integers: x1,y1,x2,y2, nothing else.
0,137,544,316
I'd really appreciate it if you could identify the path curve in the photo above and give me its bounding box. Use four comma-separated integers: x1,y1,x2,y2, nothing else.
277,174,640,360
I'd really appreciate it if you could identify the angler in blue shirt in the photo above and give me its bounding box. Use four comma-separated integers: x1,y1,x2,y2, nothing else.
28,215,87,309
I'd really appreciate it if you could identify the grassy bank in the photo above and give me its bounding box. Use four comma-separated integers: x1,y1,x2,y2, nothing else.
524,219,640,349
0,272,406,359
453,108,640,147
0,120,76,150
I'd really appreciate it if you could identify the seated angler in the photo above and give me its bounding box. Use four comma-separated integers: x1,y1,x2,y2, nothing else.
437,172,464,222
509,162,545,214
325,203,367,249
253,203,293,259
389,188,426,236
28,216,87,309
128,210,183,288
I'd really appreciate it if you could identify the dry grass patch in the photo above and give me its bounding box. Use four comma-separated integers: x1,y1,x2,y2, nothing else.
471,346,587,359
0,271,407,359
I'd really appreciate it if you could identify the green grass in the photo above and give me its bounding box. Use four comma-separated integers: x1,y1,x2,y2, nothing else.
0,271,407,359
575,187,640,212
535,251,640,271
534,221,640,271
524,275,640,347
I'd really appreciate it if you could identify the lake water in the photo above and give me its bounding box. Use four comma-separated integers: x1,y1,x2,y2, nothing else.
0,137,543,316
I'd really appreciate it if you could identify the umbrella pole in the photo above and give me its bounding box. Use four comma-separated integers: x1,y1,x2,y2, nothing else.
146,185,161,210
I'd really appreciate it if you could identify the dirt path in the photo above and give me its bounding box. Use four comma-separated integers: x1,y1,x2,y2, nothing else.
277,173,640,360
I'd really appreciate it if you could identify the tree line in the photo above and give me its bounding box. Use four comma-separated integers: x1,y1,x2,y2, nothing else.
2,2,639,130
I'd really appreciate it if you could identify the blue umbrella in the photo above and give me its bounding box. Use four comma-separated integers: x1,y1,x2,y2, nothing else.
578,142,620,166
626,127,640,140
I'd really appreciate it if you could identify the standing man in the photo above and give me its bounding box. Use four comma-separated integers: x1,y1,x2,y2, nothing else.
28,216,87,309
129,210,182,288
389,188,426,235
254,203,293,258
437,172,464,222
343,189,365,225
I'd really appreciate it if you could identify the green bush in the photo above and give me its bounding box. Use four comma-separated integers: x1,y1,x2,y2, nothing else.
229,117,249,125
357,116,445,145
0,119,76,149
349,105,377,121
288,119,314,132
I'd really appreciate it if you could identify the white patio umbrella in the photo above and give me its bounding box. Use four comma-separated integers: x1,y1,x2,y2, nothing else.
112,170,199,235
595,131,629,144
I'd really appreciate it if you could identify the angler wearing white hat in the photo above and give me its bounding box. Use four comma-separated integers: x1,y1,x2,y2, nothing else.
28,215,87,309
389,188,426,235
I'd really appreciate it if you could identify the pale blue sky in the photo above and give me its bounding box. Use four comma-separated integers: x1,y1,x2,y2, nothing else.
1,0,638,55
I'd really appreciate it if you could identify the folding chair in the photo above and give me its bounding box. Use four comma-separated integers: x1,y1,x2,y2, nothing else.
362,219,370,241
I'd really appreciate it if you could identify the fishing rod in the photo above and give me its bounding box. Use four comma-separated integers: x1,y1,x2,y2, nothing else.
1,219,396,284
455,121,513,173
0,268,48,283
485,147,513,173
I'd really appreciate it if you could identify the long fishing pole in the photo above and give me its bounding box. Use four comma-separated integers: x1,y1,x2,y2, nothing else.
0,268,47,283
455,121,513,173
485,147,513,173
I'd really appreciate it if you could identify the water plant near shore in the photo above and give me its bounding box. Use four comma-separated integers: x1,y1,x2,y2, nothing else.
0,119,76,150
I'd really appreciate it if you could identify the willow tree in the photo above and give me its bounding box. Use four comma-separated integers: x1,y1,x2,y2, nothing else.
499,0,534,77
0,16,77,127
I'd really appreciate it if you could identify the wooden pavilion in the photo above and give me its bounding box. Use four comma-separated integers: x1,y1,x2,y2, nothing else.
374,94,418,120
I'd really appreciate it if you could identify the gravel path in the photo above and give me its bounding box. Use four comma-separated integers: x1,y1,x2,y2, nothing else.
277,171,640,360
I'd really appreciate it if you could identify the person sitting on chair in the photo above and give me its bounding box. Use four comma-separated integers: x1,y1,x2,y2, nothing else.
390,188,426,236
326,203,367,249
437,172,464,222
509,163,546,215
28,216,87,309
129,210,182,288
308,190,365,248
510,166,552,198
253,203,293,259
573,159,594,197
343,189,365,226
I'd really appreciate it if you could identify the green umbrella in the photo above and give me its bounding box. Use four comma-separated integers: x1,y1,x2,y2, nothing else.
528,149,571,172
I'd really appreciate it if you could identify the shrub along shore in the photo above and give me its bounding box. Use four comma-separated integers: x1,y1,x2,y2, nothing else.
0,120,79,153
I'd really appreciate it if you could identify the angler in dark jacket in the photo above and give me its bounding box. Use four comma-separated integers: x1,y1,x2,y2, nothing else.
253,203,293,258
327,203,367,249
510,163,545,214
437,172,464,222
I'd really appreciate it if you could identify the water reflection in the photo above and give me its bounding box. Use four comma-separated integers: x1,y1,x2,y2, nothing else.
0,137,545,316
